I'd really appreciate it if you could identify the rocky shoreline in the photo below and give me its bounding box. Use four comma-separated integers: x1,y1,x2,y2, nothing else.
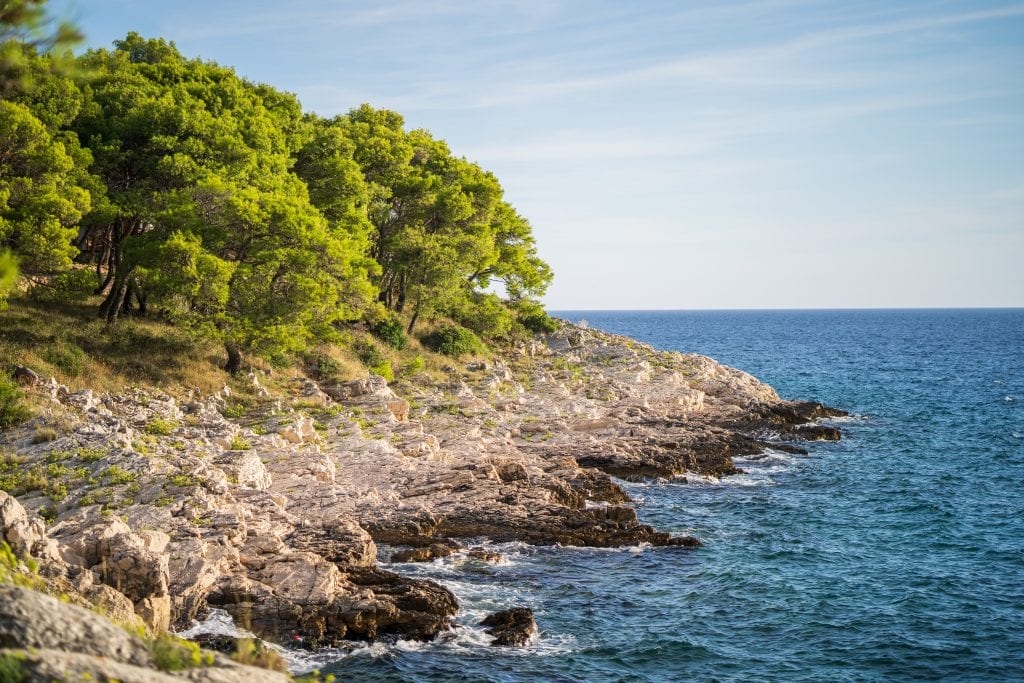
0,323,844,676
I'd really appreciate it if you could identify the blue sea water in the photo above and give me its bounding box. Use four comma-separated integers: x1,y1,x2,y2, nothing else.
325,309,1024,682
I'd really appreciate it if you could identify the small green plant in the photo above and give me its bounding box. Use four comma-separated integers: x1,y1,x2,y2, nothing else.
399,355,426,378
76,447,108,463
357,340,386,368
149,634,214,671
104,465,138,485
145,418,178,436
0,651,28,683
369,360,394,382
0,371,31,429
228,434,251,451
169,474,200,488
0,541,43,590
294,671,336,683
222,399,249,419
521,311,558,334
370,316,408,350
422,325,485,358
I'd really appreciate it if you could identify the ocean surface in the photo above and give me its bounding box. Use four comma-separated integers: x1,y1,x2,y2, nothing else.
216,309,1024,681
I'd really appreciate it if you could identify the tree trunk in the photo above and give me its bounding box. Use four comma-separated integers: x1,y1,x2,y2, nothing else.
406,300,421,335
104,279,129,324
224,344,243,374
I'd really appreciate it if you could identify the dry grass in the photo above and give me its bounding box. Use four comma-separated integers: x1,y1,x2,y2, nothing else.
0,296,229,395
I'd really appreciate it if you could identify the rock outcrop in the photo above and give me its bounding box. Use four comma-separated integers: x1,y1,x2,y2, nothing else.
0,321,844,658
480,607,537,646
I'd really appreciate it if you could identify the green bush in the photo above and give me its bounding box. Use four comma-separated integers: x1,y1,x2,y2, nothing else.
516,300,559,334
422,325,485,358
149,634,214,671
370,317,408,350
357,341,385,368
0,372,31,429
398,355,425,378
450,293,513,339
28,268,95,303
306,352,344,382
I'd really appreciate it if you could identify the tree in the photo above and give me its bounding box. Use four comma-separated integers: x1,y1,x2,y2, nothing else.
76,34,378,370
0,0,82,96
0,99,91,276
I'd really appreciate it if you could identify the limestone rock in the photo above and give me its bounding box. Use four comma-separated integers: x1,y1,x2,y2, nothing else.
0,585,152,666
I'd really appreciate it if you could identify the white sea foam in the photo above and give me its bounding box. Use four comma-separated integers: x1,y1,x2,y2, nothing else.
176,608,344,674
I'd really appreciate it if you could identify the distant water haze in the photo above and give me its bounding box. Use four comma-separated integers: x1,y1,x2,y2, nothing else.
69,0,1024,308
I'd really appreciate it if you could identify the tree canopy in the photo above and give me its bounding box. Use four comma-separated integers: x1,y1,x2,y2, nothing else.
1,11,553,369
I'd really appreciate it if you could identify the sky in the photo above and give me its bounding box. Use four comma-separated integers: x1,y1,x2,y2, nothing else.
59,0,1024,309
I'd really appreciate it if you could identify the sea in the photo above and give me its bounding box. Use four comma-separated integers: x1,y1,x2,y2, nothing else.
189,309,1024,681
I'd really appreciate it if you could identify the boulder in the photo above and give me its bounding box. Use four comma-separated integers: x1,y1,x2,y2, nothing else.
0,585,152,666
480,607,537,646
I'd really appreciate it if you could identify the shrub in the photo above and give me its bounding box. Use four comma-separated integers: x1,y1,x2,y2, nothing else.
370,317,408,350
28,268,95,303
422,325,485,358
521,311,558,334
369,360,393,382
0,372,31,429
149,634,214,671
306,352,344,382
356,341,385,368
145,417,178,436
450,293,513,339
398,356,425,379
228,434,251,451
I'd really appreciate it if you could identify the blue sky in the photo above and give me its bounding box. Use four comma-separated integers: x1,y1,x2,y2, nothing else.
61,1,1023,308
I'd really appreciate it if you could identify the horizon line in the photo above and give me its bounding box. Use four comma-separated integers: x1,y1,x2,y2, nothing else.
547,306,1024,312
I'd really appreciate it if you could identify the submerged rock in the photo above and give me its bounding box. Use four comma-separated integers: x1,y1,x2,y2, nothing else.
480,607,537,646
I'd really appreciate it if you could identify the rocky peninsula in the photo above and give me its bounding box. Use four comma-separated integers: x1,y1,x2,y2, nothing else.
0,322,843,678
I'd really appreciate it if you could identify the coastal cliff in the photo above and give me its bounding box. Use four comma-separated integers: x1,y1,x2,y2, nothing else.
0,322,843,676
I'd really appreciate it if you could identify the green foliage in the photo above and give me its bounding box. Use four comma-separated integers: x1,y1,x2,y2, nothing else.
0,540,43,590
0,650,28,683
517,300,558,334
145,417,177,436
26,267,95,303
2,21,554,370
103,465,137,485
228,434,251,451
399,355,425,378
423,325,485,358
149,634,214,672
357,340,385,368
0,250,16,309
0,371,30,428
370,316,408,349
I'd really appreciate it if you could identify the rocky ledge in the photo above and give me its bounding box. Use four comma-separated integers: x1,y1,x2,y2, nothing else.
0,322,844,657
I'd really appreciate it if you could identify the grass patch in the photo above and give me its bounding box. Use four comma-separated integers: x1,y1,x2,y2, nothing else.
0,371,31,429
